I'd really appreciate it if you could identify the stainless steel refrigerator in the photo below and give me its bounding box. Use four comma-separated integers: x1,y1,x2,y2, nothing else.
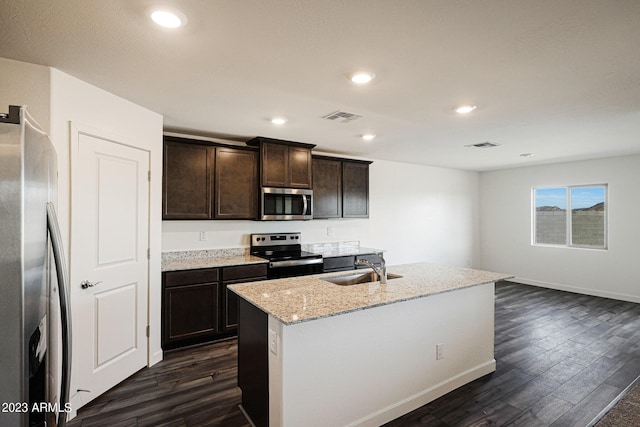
0,105,72,427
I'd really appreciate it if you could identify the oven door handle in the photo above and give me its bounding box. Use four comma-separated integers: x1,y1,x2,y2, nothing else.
269,258,323,268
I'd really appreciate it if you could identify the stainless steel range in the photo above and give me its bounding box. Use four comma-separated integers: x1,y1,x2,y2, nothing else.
250,232,323,279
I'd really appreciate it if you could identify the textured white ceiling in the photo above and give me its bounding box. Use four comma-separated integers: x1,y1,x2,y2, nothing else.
1,0,639,171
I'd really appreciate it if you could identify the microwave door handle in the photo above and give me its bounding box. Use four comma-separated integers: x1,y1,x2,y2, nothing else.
302,194,308,215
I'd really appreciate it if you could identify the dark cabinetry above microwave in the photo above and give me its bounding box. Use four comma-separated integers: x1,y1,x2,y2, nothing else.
246,137,314,189
312,155,372,219
163,136,258,220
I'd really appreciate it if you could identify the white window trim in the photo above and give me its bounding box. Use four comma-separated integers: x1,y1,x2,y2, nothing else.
531,184,608,250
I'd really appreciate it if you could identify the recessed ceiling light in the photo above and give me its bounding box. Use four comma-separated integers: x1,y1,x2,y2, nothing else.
351,72,375,85
271,117,287,125
150,9,186,28
362,133,376,141
455,105,477,114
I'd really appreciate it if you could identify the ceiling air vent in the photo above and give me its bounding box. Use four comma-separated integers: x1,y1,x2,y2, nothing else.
465,141,501,148
322,110,363,123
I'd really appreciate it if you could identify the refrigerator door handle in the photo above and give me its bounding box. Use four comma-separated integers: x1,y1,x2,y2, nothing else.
47,202,72,427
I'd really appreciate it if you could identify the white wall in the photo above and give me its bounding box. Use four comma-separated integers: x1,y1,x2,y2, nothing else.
480,154,640,302
49,69,164,371
269,283,495,426
0,57,50,132
162,159,481,268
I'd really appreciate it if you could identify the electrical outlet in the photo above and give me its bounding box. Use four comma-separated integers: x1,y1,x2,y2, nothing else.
199,231,207,241
327,226,333,236
268,329,278,355
436,343,444,360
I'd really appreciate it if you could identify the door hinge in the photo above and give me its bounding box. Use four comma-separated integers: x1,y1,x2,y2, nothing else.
146,325,150,337
147,248,150,259
148,170,151,182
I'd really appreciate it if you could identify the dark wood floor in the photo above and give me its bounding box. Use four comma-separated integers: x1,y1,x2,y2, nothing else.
68,281,640,426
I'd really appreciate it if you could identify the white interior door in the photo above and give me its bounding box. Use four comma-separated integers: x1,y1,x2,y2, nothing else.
70,125,150,410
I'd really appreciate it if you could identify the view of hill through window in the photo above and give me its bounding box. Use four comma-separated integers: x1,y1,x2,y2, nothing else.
534,185,606,248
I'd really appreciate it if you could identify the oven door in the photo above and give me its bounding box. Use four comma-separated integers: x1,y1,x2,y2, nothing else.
261,187,313,220
267,257,324,278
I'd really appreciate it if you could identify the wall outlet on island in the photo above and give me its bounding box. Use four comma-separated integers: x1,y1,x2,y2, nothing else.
436,343,445,360
269,328,278,355
326,226,333,236
199,231,208,241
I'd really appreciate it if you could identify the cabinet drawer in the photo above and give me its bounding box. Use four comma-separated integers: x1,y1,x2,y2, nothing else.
323,256,355,272
222,263,267,282
164,268,219,288
355,254,382,268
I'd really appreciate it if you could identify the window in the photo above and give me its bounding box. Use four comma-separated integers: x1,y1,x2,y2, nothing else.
533,185,607,249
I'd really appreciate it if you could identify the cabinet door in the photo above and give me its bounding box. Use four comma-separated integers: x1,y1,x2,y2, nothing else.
342,161,369,218
163,282,219,346
222,264,267,331
312,157,342,218
261,142,288,187
323,256,355,272
163,141,214,219
288,146,312,189
215,147,258,219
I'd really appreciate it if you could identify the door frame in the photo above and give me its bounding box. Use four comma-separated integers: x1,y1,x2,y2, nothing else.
68,122,152,413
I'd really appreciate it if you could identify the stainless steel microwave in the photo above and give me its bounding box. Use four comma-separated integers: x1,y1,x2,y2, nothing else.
260,187,313,220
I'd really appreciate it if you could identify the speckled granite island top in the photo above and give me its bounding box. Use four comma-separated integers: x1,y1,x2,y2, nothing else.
228,262,512,325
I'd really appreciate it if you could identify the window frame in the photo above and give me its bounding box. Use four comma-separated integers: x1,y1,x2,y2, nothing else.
532,184,608,250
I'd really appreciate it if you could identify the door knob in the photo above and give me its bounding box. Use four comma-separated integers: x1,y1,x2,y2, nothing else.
81,280,102,289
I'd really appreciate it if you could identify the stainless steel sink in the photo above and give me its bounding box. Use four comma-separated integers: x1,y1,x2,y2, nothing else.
321,272,403,286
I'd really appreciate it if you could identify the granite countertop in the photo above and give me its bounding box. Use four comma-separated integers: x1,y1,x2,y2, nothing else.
228,262,513,325
161,248,267,272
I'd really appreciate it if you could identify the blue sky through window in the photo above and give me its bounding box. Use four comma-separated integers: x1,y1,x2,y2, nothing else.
535,187,567,209
535,186,605,210
571,187,605,209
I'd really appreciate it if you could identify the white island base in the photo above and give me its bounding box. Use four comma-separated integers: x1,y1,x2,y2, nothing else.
241,281,496,427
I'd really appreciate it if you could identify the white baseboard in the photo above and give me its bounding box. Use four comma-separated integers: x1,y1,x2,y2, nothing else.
347,359,497,427
512,277,640,304
149,348,163,367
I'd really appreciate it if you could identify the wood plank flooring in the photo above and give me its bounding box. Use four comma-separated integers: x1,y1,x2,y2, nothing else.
68,281,640,426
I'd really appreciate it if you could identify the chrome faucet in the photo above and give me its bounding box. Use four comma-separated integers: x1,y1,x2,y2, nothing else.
355,253,387,284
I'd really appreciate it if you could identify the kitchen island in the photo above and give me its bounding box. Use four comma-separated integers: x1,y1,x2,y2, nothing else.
229,263,512,427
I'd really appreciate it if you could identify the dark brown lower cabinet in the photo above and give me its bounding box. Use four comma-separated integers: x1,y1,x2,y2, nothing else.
355,253,383,269
323,255,356,272
162,263,268,349
221,263,267,331
162,268,220,349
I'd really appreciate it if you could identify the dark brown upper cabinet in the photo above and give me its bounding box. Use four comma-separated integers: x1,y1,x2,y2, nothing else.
247,137,315,189
342,160,371,218
215,147,258,219
312,156,342,218
163,140,214,219
163,137,258,220
313,155,371,219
